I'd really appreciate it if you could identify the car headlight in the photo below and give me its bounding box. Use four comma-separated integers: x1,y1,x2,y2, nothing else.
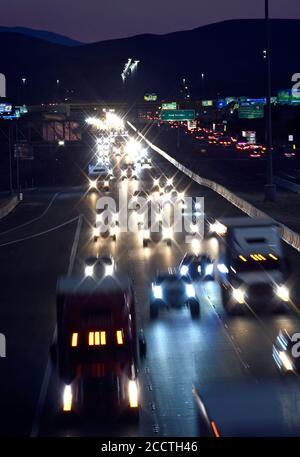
110,225,117,235
232,287,245,304
143,229,150,239
152,284,163,299
278,350,293,371
205,264,214,276
105,264,114,276
89,179,97,189
128,380,139,408
63,385,73,412
186,283,196,298
180,265,189,276
85,265,94,276
276,285,290,302
162,227,173,238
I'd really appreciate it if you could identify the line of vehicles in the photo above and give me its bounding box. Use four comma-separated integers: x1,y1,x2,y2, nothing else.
49,116,299,434
166,120,297,160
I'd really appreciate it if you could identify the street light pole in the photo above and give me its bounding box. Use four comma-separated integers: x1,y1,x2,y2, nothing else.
264,0,276,201
8,124,13,194
56,79,60,103
21,78,26,104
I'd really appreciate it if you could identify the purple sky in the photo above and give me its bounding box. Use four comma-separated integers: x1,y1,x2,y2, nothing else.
1,0,299,42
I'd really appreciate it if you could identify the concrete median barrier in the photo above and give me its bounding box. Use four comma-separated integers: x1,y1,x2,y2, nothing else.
128,121,300,252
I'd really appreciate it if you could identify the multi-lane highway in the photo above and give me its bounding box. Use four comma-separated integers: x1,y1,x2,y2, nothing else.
1,122,300,437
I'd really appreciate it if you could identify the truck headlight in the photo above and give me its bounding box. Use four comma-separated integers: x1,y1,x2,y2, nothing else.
209,221,227,235
128,380,139,408
278,350,293,371
152,284,163,299
180,265,189,276
85,265,94,277
186,284,196,298
276,285,290,302
63,385,73,412
162,227,173,239
232,287,245,304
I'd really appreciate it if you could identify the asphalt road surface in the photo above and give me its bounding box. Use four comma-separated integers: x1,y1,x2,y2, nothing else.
1,127,300,437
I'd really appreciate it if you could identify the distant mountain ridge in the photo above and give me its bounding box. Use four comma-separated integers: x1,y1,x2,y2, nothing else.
0,19,299,103
0,26,82,46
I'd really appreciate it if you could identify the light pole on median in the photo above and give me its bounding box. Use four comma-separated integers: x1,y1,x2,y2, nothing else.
21,78,26,104
201,73,205,100
264,0,276,201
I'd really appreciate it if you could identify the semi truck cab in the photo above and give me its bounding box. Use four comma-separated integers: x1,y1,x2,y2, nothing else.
52,274,145,418
209,217,290,314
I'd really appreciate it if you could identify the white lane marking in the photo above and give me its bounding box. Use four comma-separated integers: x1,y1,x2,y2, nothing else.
30,214,83,437
203,287,255,377
0,216,79,248
0,193,59,236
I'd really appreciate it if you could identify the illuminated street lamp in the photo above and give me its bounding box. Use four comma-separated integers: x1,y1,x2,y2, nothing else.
264,0,276,201
21,78,26,104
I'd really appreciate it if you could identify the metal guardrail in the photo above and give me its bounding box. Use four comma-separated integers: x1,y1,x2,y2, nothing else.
128,121,300,252
0,196,19,220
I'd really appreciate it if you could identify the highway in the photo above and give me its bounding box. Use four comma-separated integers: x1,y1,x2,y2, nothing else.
1,124,300,437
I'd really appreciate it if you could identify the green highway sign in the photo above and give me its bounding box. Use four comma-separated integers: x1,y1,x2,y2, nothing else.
202,100,213,107
144,93,157,101
161,102,177,110
238,103,264,119
160,109,195,121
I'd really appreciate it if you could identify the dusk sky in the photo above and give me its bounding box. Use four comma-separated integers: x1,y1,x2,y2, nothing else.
1,0,299,43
